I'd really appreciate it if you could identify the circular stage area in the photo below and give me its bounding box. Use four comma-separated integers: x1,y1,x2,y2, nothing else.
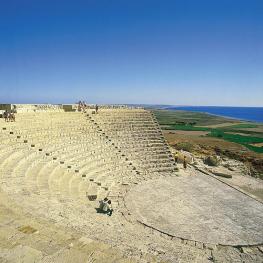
125,173,263,246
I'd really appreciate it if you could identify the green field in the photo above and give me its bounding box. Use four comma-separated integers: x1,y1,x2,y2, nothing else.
209,130,263,153
153,110,236,126
222,124,259,129
153,110,263,153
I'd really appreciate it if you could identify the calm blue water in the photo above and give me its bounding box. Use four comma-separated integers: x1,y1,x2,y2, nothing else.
165,106,263,123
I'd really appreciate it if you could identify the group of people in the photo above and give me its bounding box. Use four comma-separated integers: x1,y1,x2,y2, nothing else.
77,100,87,112
174,152,188,169
3,110,15,122
98,198,113,216
77,101,99,114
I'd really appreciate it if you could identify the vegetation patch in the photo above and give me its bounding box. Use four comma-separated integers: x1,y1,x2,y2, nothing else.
153,109,263,153
166,124,210,132
222,124,258,129
174,142,194,152
204,156,220,166
209,130,263,153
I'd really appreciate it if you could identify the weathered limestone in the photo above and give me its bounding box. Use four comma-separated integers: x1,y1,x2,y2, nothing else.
0,107,262,262
0,109,176,222
125,172,263,246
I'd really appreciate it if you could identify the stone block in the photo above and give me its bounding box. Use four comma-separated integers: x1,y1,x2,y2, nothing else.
62,104,74,112
213,172,232,178
87,194,97,201
0,104,12,110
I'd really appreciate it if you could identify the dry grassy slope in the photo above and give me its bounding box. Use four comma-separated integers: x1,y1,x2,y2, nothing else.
164,130,263,178
153,109,263,178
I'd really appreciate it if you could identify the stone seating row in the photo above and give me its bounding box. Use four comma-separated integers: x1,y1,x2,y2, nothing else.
1,133,171,176
0,143,127,206
87,110,176,175
1,131,134,189
0,109,176,219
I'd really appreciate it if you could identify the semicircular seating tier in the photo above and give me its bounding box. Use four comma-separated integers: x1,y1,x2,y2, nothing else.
0,108,177,222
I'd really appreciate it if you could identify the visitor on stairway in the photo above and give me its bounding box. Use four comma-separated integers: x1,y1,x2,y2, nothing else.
99,197,108,211
95,104,99,114
98,199,113,216
104,200,113,216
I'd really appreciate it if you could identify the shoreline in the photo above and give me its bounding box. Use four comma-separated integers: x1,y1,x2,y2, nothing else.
163,107,263,124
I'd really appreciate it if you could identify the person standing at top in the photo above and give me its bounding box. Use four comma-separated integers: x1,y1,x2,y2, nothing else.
10,112,15,122
95,104,98,114
78,101,82,112
3,110,8,122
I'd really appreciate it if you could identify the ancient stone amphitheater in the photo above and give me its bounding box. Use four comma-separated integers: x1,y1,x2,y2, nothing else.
0,104,262,263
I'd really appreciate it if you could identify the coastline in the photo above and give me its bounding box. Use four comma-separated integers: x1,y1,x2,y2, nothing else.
164,106,263,123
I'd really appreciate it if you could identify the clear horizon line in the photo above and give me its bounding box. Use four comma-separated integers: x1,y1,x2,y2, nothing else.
0,101,263,108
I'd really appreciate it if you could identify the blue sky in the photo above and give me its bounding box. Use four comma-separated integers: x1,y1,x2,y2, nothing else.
0,0,262,106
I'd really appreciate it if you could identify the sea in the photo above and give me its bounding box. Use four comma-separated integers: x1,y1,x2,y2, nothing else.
163,106,263,123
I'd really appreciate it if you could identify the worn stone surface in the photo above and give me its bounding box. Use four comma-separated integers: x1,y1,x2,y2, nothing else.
125,172,263,245
0,108,262,262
